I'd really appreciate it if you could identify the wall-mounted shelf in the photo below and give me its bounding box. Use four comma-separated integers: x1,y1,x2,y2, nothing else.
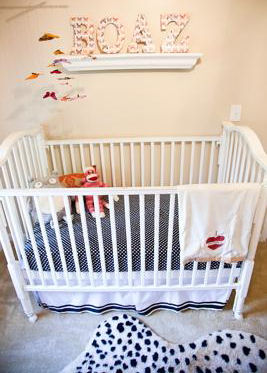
61,53,202,72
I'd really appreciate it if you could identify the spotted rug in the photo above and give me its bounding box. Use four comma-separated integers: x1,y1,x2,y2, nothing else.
61,314,267,373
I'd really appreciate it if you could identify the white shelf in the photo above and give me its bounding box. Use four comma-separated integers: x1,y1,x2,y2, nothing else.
61,53,202,72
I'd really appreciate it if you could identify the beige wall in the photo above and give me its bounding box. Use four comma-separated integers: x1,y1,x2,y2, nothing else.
0,0,267,149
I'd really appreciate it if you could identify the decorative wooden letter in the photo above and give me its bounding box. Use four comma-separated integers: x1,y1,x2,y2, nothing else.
127,14,156,53
97,16,125,54
70,17,96,55
161,13,190,53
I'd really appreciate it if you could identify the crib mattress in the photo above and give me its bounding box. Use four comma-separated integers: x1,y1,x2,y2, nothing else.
24,195,227,273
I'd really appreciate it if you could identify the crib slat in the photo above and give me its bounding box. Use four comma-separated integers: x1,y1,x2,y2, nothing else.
17,140,29,187
7,156,19,188
60,145,67,174
7,157,27,234
179,262,184,286
120,143,126,187
70,144,77,173
33,137,42,178
238,142,247,183
256,166,263,183
109,195,119,286
29,137,38,178
208,141,215,183
93,195,107,286
12,146,26,188
19,196,45,286
230,133,238,182
250,159,256,182
216,262,224,285
124,195,132,286
89,143,95,165
33,196,57,285
225,133,234,183
63,195,82,286
166,193,175,286
244,153,251,182
153,194,160,287
78,195,95,286
189,141,195,184
233,136,242,182
50,145,57,172
204,261,211,285
221,130,230,182
80,144,86,171
150,142,155,186
179,142,185,185
228,263,237,286
2,164,25,241
140,142,145,187
99,143,106,183
160,142,165,186
4,196,34,285
23,137,34,178
130,143,135,187
169,142,175,186
110,143,116,187
191,261,198,285
140,194,145,287
48,196,69,286
198,141,205,183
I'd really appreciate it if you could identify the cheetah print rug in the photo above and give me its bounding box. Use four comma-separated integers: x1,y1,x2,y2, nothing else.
61,314,267,373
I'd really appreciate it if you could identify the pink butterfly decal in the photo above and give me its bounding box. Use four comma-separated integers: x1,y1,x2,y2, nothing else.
43,91,57,100
53,58,71,64
50,69,62,74
60,93,86,102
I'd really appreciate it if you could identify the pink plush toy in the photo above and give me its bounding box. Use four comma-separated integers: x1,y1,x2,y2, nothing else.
76,165,118,218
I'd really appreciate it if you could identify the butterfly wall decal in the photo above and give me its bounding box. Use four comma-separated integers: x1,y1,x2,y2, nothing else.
50,69,62,74
60,93,87,102
39,33,60,41
54,49,64,55
53,58,71,64
57,77,74,80
25,72,41,80
43,92,57,100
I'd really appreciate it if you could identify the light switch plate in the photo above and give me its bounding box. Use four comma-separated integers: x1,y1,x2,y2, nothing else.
229,104,242,122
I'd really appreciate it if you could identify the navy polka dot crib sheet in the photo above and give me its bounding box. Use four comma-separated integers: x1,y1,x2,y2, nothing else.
24,194,235,273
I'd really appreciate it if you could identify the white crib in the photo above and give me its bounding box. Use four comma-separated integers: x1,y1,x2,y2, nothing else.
0,122,266,322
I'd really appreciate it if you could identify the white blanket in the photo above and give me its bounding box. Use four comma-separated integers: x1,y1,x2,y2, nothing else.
178,183,261,264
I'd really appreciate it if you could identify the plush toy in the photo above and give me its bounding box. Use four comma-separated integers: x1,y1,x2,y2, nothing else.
27,171,69,228
76,165,119,218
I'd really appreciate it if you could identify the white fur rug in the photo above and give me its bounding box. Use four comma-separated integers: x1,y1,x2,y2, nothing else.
61,314,267,373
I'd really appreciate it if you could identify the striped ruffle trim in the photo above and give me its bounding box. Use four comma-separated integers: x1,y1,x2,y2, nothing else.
39,300,226,315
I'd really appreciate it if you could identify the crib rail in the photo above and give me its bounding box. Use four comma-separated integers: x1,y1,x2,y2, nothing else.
0,186,242,293
219,122,267,184
45,136,221,187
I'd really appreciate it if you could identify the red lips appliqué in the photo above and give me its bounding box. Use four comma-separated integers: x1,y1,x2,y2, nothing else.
206,235,225,250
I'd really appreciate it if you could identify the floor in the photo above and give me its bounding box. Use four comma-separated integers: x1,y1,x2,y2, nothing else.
0,244,266,373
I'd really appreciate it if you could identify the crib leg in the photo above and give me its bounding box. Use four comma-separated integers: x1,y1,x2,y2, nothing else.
7,262,38,323
233,260,254,320
233,290,245,320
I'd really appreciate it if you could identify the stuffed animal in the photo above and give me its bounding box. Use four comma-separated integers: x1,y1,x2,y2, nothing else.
76,165,119,218
27,171,69,228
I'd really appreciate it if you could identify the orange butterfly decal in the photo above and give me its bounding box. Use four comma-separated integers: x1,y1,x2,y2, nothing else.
39,33,60,41
25,73,41,80
54,49,64,55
